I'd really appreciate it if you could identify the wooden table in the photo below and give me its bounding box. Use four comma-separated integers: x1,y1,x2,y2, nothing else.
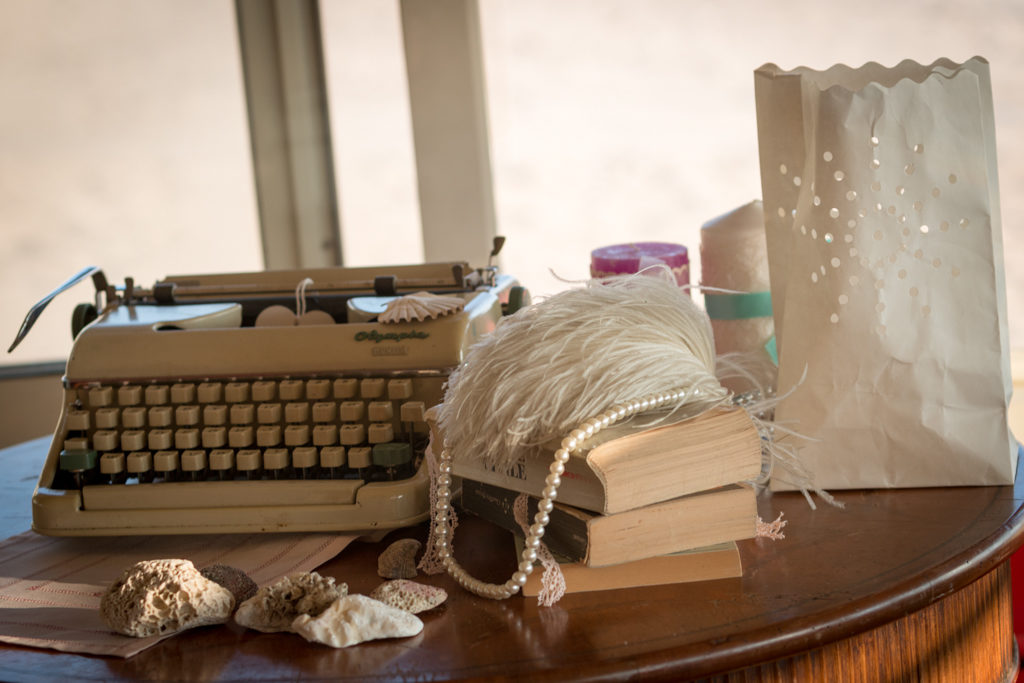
0,436,1021,681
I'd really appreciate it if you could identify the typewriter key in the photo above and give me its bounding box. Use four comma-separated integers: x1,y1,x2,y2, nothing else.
312,424,338,446
349,447,372,476
367,401,394,422
339,401,364,422
306,379,330,400
367,422,394,444
153,450,179,481
148,406,173,428
203,404,228,426
91,430,119,452
284,424,310,447
284,402,309,423
66,409,90,431
279,379,304,401
333,378,357,399
181,450,207,481
236,449,262,480
120,430,146,452
201,426,227,449
122,406,146,429
174,428,200,450
264,448,289,479
224,382,249,403
209,449,235,480
170,383,196,404
126,451,154,482
252,380,277,402
339,424,365,446
319,446,345,478
292,446,318,479
88,386,113,408
196,382,223,403
257,403,282,424
256,425,282,448
99,451,127,484
311,402,336,423
228,426,254,449
117,384,143,406
94,407,119,430
147,428,173,451
145,384,170,405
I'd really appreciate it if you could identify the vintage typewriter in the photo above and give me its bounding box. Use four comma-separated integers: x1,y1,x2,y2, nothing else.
12,254,528,537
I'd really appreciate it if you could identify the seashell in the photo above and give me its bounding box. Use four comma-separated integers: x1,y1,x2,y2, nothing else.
377,538,421,579
200,564,259,608
369,579,447,614
234,571,346,633
99,558,234,638
291,594,423,648
378,292,465,324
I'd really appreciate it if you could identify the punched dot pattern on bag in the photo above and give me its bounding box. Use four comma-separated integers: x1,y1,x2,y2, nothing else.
771,132,976,329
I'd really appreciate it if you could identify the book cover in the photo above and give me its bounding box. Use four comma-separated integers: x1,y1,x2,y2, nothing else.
516,536,742,596
451,405,762,515
460,478,757,567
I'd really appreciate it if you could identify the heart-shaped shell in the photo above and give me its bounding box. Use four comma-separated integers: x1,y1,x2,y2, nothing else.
379,292,465,324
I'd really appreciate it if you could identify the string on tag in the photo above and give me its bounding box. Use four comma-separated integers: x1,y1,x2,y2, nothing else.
296,278,314,319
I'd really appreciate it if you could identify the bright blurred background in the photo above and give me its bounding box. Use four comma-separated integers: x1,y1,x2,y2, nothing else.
2,0,1024,366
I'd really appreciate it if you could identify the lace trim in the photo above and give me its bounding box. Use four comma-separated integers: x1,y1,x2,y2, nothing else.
513,493,565,606
417,442,457,575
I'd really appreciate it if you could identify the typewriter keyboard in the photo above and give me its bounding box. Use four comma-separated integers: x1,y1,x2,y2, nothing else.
51,375,442,492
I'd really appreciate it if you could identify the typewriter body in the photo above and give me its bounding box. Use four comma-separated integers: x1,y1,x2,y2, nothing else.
25,260,526,537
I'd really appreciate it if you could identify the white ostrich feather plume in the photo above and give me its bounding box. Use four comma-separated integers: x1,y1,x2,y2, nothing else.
438,268,730,469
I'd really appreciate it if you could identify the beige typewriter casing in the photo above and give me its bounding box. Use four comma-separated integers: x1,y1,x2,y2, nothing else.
33,261,520,537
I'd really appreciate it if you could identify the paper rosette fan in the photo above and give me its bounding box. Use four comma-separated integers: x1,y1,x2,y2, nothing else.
438,268,729,471
379,292,464,324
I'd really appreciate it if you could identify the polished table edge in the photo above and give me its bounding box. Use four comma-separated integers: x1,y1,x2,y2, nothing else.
1007,634,1021,683
1,437,1023,681
673,491,1024,677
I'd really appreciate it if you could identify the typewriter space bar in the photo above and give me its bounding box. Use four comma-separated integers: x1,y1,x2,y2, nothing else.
81,479,363,510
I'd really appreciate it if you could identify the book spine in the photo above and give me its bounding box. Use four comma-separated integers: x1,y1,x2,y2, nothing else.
459,479,589,562
453,449,606,513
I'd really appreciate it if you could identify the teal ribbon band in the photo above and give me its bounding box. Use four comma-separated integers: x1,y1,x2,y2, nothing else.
764,336,778,365
704,291,773,320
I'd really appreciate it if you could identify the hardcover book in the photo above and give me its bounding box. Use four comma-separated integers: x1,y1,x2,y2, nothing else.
460,478,757,567
451,406,762,515
516,537,742,596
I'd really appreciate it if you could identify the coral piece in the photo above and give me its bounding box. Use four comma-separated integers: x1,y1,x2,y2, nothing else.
369,580,447,614
379,292,464,324
291,594,423,648
756,512,788,540
200,564,259,608
377,538,421,579
234,572,346,633
99,559,234,638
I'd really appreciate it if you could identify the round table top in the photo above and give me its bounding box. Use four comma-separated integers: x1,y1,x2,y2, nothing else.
0,436,1021,681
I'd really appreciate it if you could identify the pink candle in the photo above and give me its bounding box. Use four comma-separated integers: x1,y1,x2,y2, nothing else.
590,242,690,287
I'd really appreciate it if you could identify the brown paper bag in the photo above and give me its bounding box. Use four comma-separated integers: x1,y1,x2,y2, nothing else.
755,57,1016,490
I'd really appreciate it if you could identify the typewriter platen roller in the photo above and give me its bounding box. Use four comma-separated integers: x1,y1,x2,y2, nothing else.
20,258,528,537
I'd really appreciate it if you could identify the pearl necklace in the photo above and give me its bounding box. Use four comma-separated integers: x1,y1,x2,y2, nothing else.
434,388,689,600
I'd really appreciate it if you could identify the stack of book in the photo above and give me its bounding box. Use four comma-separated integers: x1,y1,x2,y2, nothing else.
452,405,765,596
